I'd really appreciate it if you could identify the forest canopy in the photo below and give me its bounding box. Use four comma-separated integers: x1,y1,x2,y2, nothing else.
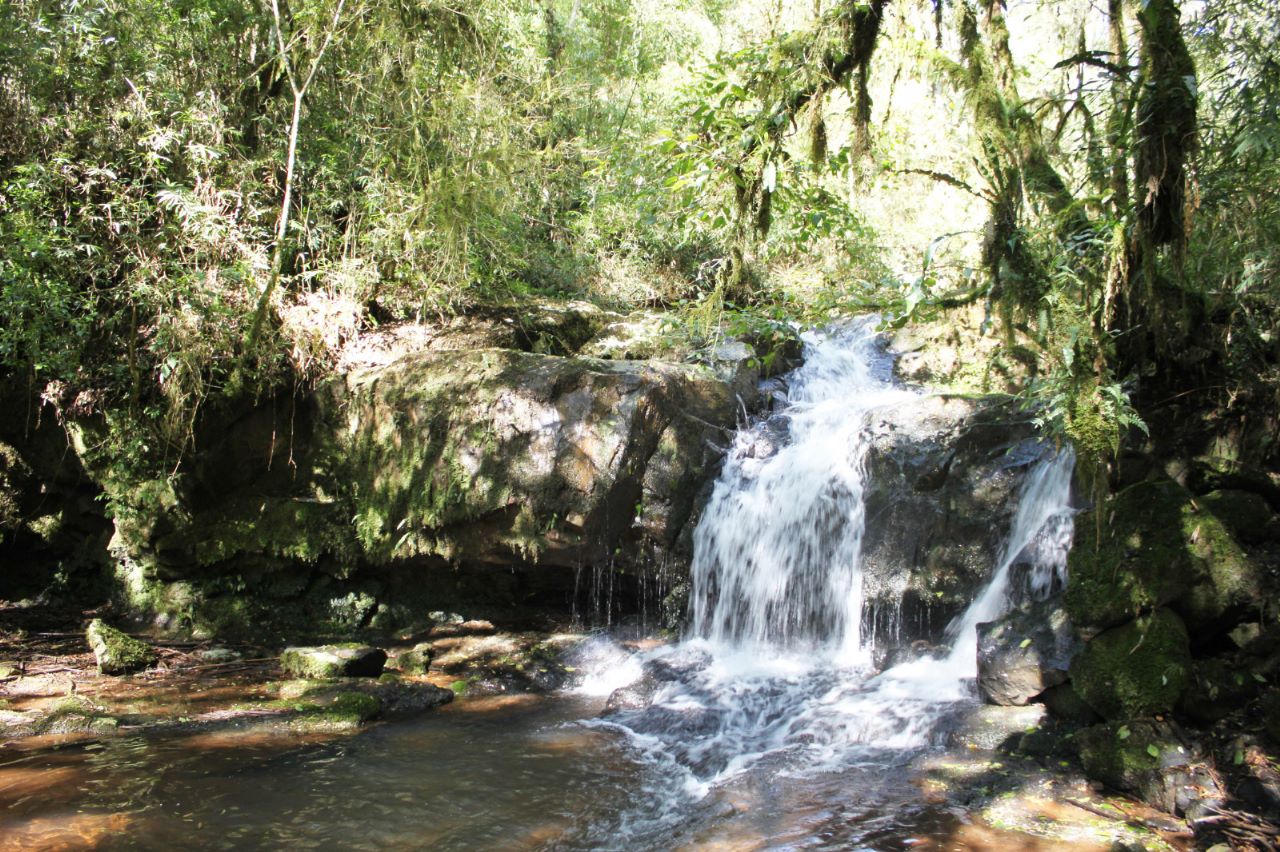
2,0,1278,477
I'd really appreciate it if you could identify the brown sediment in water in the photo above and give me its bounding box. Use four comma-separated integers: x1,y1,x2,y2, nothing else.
0,811,134,852
440,693,543,714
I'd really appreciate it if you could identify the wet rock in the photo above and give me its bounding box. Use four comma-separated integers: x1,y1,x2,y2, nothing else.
387,642,433,676
977,599,1081,706
1065,478,1264,637
428,619,496,639
1073,719,1225,817
287,691,382,733
604,657,683,712
279,644,387,679
1069,609,1191,721
195,647,242,664
858,395,1043,649
2,696,121,738
372,680,454,716
86,619,157,675
431,632,581,693
948,704,1048,751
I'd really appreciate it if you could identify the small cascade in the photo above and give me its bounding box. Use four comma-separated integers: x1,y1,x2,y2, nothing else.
689,318,914,661
569,319,1077,846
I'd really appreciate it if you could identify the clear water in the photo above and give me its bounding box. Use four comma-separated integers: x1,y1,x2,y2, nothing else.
2,320,1077,850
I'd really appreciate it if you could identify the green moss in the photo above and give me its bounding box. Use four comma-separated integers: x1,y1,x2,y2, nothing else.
289,691,382,732
279,644,386,679
1072,720,1180,798
86,619,158,675
1065,478,1257,632
36,696,118,735
1069,609,1191,720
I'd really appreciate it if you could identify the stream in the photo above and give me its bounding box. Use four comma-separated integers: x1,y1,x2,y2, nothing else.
1,320,1081,850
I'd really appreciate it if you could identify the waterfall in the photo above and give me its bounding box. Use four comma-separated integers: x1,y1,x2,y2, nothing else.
689,318,914,661
570,319,1076,842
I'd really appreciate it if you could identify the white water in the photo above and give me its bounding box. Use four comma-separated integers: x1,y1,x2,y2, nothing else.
570,319,1076,843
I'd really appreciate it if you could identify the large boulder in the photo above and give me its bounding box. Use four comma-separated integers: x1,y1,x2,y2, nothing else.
1065,478,1264,637
97,343,737,636
977,599,1081,706
1069,609,1191,720
857,395,1045,648
86,619,157,675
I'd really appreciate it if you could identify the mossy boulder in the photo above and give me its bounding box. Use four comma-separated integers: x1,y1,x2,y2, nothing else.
35,696,120,736
1065,478,1263,635
1073,719,1224,816
86,619,157,675
99,340,738,636
279,644,387,679
288,691,383,732
388,642,433,676
1069,609,1191,720
1199,488,1280,544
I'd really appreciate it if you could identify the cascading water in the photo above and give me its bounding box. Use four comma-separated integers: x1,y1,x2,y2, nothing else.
569,319,1076,846
689,319,914,660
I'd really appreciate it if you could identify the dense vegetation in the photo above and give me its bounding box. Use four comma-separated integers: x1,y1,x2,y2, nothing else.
2,0,1278,478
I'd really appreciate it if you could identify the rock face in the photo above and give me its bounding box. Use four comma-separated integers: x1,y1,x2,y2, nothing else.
85,619,157,675
279,645,388,679
857,395,1044,649
977,599,1081,706
99,340,738,636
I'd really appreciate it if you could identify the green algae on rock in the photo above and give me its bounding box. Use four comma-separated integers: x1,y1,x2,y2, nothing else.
279,645,388,679
1069,609,1191,720
86,619,157,675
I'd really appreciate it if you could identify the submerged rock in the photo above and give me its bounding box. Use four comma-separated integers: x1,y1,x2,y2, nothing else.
977,599,1080,706
86,619,157,675
279,645,387,679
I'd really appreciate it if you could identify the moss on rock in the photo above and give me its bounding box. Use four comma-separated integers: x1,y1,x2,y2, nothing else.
1065,478,1260,634
1069,609,1191,720
387,643,433,676
279,644,387,679
86,619,157,675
